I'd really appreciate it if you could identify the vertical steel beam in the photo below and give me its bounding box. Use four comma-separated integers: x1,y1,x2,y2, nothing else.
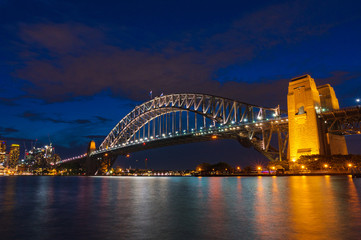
172,112,175,133
277,128,283,161
195,113,197,130
148,121,150,138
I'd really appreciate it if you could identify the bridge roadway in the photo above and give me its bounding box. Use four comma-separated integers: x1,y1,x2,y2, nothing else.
57,116,289,172
90,117,289,159
84,106,360,160
57,107,361,161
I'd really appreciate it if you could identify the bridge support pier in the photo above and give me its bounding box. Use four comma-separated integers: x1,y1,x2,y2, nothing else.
84,140,118,175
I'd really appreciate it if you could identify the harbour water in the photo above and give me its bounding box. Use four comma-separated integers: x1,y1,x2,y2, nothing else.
1,176,361,240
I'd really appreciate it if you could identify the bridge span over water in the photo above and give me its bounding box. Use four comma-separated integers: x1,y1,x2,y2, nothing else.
58,75,361,175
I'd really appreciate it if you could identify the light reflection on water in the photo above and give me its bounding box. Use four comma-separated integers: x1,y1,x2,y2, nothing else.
0,176,360,240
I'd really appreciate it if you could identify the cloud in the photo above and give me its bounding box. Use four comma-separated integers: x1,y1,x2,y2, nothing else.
74,119,91,124
20,111,92,124
0,97,18,106
19,23,103,56
84,135,107,140
14,1,342,107
0,136,35,142
0,127,19,135
95,116,111,123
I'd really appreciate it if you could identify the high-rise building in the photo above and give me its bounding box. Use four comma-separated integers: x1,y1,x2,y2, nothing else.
8,144,20,168
25,143,58,167
0,140,6,165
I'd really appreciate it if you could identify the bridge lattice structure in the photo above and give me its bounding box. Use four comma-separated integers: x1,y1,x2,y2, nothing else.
321,106,361,135
90,93,289,161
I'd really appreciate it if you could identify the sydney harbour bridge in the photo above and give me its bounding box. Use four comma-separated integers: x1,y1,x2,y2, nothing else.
58,75,361,175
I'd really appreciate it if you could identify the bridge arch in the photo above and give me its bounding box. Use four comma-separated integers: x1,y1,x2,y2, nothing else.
99,93,280,151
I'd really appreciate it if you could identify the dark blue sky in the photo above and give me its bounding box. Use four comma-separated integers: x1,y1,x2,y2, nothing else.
1,0,361,169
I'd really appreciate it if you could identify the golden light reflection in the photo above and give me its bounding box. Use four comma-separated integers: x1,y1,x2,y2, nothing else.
288,176,344,240
348,177,361,222
253,176,285,238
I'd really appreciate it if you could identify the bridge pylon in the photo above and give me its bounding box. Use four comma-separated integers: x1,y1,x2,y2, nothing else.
287,75,347,163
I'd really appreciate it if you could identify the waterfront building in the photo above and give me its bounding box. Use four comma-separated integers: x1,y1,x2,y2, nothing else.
0,140,6,164
0,164,4,175
8,144,20,168
25,143,59,167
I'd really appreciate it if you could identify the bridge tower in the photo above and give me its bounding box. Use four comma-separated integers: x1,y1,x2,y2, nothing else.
85,140,99,175
287,75,347,162
317,84,348,155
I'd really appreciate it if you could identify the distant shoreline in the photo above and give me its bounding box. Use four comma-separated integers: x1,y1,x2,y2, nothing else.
1,173,356,177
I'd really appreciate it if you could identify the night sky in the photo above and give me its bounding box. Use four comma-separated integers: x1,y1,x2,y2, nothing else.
1,0,361,169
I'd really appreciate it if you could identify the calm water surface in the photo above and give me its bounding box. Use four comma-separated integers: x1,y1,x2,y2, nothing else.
0,176,361,240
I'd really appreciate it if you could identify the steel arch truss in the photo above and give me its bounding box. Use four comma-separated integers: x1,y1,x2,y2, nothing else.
96,93,286,161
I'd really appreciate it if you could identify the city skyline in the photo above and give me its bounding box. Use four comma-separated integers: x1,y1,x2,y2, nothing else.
1,0,361,169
